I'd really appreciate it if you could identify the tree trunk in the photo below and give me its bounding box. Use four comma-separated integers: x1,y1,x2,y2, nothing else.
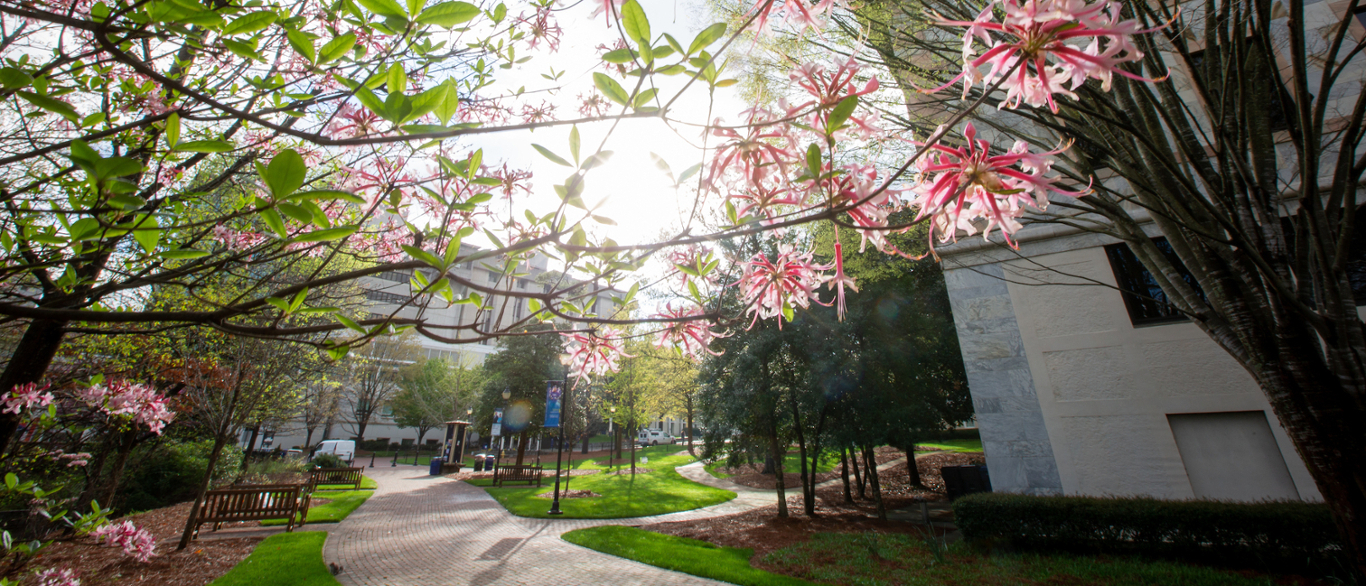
840,451,853,504
906,447,924,488
100,430,142,508
685,396,696,457
178,379,244,550
355,418,368,442
849,446,866,499
581,434,589,454
515,429,528,465
863,446,885,521
770,431,788,518
0,319,68,455
761,451,775,475
630,425,637,476
304,427,315,450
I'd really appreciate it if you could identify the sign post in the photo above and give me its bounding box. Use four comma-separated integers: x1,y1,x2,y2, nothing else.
546,380,568,515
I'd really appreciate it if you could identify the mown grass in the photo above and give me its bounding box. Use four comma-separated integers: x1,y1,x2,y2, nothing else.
208,532,339,586
563,526,819,586
913,439,983,453
469,445,734,519
705,451,839,479
261,489,372,526
763,532,1281,586
313,475,378,490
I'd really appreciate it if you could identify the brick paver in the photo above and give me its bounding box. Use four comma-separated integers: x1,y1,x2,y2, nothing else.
323,465,758,586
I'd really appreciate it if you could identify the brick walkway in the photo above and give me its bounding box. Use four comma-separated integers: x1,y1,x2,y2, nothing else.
323,465,768,586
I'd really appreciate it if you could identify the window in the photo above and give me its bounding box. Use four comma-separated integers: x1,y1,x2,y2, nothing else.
487,271,499,284
543,283,551,293
1104,237,1205,326
514,300,523,319
376,270,410,282
365,290,409,305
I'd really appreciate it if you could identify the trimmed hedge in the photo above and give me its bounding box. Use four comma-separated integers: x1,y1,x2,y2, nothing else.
954,493,1343,571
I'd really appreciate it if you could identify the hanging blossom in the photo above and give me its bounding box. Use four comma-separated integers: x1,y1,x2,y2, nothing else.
667,246,718,288
3,382,54,415
79,381,175,435
932,0,1155,112
908,123,1087,256
787,57,882,139
36,567,81,586
516,7,563,51
45,450,93,468
653,304,727,358
744,0,844,34
735,244,830,328
90,520,157,562
561,328,633,383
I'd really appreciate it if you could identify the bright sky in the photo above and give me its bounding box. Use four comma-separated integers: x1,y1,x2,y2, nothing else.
467,0,748,250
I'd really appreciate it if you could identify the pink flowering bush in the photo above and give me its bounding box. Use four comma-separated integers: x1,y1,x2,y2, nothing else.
3,383,54,415
90,520,157,563
79,381,175,435
36,567,80,586
736,245,831,327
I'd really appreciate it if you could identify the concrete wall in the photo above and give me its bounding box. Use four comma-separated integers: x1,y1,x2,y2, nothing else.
943,231,1324,502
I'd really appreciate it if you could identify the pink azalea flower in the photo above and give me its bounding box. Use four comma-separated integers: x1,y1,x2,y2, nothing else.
90,520,156,562
517,7,562,52
787,57,881,138
81,381,175,435
3,382,54,415
907,123,1087,256
561,328,633,383
653,304,727,358
36,567,80,586
743,0,843,34
825,240,858,320
735,244,830,328
590,0,625,24
931,0,1157,112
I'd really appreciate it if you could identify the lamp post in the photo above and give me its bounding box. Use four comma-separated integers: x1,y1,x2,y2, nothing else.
498,387,510,460
549,353,572,515
610,406,619,473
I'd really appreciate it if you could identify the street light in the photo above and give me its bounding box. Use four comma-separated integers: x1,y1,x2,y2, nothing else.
498,387,511,460
549,352,572,515
610,406,619,472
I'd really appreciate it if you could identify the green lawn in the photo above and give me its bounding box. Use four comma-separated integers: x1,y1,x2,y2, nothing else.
208,532,339,586
705,451,839,479
763,532,1280,586
261,489,372,526
469,445,734,519
914,439,983,453
313,475,379,490
563,526,819,586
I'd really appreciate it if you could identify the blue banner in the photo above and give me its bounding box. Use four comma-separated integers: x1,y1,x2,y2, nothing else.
544,381,564,428
491,408,504,437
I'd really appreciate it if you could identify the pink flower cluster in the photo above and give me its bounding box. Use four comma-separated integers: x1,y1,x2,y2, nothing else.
36,567,80,586
212,225,267,251
562,328,632,383
79,381,175,435
46,450,92,467
90,520,156,562
735,244,830,327
908,123,1087,254
653,304,727,358
744,0,844,33
3,382,54,415
934,0,1151,112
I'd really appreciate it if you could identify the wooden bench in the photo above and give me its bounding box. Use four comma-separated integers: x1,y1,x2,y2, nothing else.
192,484,311,539
493,463,543,487
309,467,365,490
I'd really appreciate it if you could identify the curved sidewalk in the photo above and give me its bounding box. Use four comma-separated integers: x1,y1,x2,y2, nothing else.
322,464,775,586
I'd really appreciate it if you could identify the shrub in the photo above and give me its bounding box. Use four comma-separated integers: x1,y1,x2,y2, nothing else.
242,458,307,485
954,492,1344,572
356,439,390,452
311,453,344,469
120,439,244,512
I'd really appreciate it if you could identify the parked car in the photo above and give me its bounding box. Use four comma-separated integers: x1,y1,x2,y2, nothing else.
312,439,355,463
637,429,675,446
284,448,304,459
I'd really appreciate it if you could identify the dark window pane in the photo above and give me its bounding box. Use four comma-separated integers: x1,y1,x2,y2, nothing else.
1104,237,1205,326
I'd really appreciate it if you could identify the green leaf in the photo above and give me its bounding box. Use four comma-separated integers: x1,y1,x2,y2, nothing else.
677,162,702,185
806,143,822,176
353,86,387,119
287,30,316,63
591,214,616,225
532,144,572,167
416,1,479,27
688,23,727,56
325,345,351,360
633,88,657,109
222,11,278,35
260,208,287,237
174,140,234,153
164,112,180,148
408,83,449,123
592,73,629,106
278,202,313,223
133,216,160,254
335,314,366,333
569,126,580,165
357,0,407,18
402,244,444,268
621,0,649,45
162,248,210,259
663,33,684,55
294,225,358,242
650,152,675,183
826,94,858,134
318,33,357,64
656,64,686,75
17,91,78,122
0,67,32,89
265,296,291,313
443,230,463,264
581,151,613,170
387,63,407,94
262,149,306,198
602,48,634,63
406,0,428,18
287,189,366,204
289,288,309,312
433,79,460,124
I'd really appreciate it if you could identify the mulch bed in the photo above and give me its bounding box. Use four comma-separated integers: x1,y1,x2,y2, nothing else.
728,469,840,490
533,490,601,499
20,501,264,586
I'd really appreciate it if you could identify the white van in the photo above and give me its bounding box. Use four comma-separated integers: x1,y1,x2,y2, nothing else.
637,429,675,446
313,440,355,463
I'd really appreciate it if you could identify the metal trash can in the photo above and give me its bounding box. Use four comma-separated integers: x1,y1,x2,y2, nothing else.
429,458,444,476
484,456,496,472
941,465,991,501
474,454,486,471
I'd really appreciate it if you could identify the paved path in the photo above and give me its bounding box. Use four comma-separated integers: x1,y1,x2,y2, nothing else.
323,465,758,586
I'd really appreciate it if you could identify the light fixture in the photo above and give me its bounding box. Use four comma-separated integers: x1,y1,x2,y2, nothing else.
558,352,572,366
466,408,473,416
502,387,511,400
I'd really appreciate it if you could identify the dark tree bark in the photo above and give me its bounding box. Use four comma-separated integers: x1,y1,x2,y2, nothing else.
515,429,528,465
840,450,853,504
0,319,68,456
769,430,788,518
905,447,924,488
863,445,885,521
848,446,866,499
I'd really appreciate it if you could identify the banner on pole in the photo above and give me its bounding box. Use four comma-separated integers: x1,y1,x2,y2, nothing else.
491,408,504,437
544,381,563,428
